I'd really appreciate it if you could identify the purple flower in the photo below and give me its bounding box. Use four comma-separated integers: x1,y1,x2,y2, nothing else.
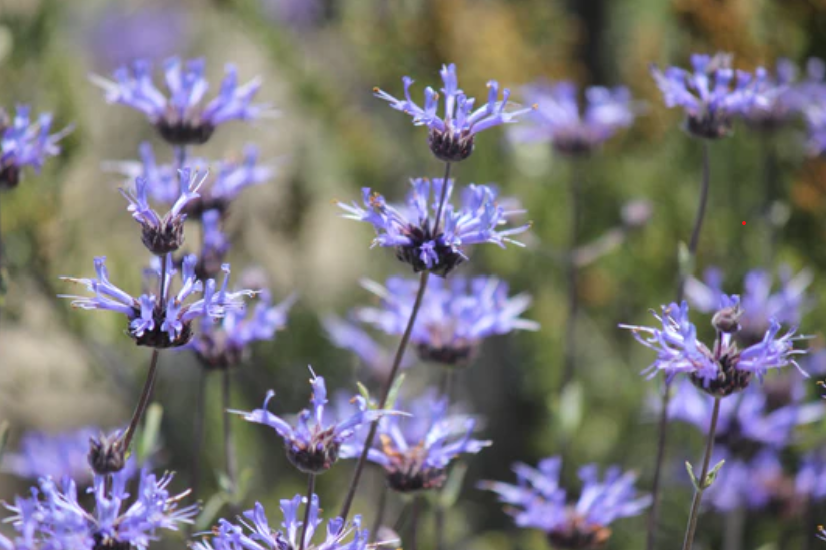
650,53,763,139
2,428,98,484
481,456,650,548
367,389,490,492
191,285,296,369
374,63,534,161
0,105,71,191
106,142,277,215
3,468,197,550
91,57,270,146
60,254,253,348
193,494,368,550
667,379,823,453
121,167,205,254
686,266,813,346
336,178,530,276
231,370,391,473
354,275,538,367
804,89,826,156
621,298,807,397
195,209,232,279
510,81,638,155
741,58,826,131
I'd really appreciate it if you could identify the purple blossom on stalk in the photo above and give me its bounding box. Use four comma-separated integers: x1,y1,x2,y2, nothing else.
366,390,490,493
336,178,530,276
1,427,99,484
354,275,539,367
621,298,808,397
231,370,393,474
667,379,823,455
191,287,296,369
0,105,71,191
106,142,277,216
91,57,270,146
650,52,763,139
192,494,368,550
374,63,534,161
481,457,651,549
3,468,197,550
121,167,205,254
510,81,638,156
741,58,826,131
685,266,813,346
59,254,253,349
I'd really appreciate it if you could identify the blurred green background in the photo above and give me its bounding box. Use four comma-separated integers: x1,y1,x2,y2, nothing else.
2,0,826,549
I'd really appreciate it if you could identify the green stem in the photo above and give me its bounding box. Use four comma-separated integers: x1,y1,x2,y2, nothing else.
681,397,722,550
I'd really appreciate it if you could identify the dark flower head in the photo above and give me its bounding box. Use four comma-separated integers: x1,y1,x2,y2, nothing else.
91,57,270,146
106,142,276,216
0,105,71,191
686,266,813,347
193,495,368,550
3,467,197,550
60,254,253,348
231,370,393,474
121,167,205,254
621,298,808,397
337,178,530,276
481,457,651,549
650,53,762,139
741,58,826,132
191,284,295,370
354,275,538,367
510,81,639,156
374,63,534,161
366,390,490,493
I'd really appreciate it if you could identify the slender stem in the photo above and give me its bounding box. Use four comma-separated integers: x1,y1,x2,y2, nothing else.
174,146,188,169
560,159,582,390
435,502,446,550
410,496,420,550
431,162,452,237
647,140,713,550
159,254,168,303
369,484,389,543
190,367,207,502
723,507,745,550
681,396,722,550
120,349,161,453
762,134,779,266
338,270,431,522
298,474,316,550
222,368,238,497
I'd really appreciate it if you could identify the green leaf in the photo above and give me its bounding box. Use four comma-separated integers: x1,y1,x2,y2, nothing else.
0,420,10,462
384,373,406,408
557,381,583,437
678,241,694,279
136,404,163,463
356,381,372,407
703,459,725,489
685,461,700,491
438,462,468,508
195,491,230,532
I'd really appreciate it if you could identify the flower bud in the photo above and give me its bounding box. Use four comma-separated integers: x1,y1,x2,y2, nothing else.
88,432,126,475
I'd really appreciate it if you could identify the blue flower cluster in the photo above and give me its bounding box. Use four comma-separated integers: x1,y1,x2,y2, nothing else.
0,105,71,190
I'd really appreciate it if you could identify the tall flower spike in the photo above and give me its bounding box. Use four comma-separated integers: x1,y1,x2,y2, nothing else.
366,389,491,492
0,105,71,191
91,57,270,146
621,298,808,397
191,286,296,369
121,167,206,254
3,468,198,550
336,178,530,276
374,63,534,161
231,369,395,473
481,457,651,550
193,495,369,550
511,81,639,156
60,255,253,348
354,275,539,367
650,52,763,139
